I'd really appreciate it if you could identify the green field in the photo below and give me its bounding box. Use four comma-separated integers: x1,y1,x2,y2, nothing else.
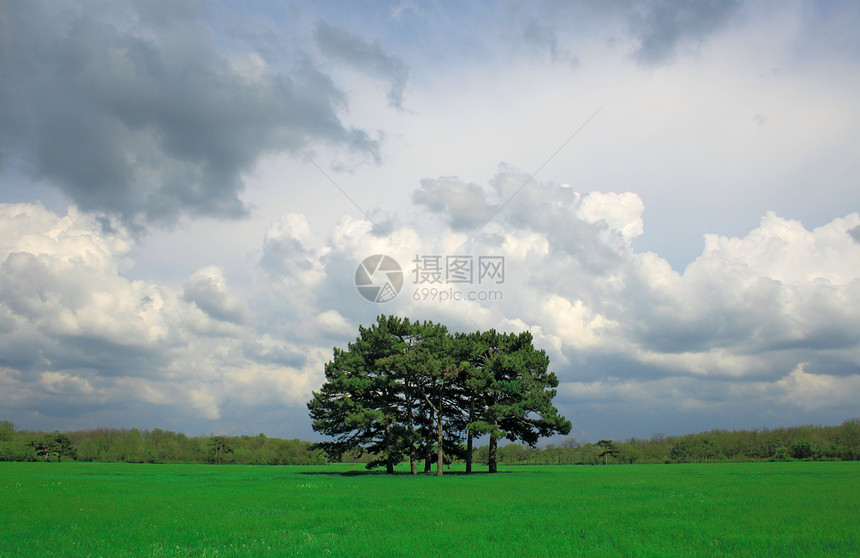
1,462,857,557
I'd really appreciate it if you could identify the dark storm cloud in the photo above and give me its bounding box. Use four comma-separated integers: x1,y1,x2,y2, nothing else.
0,1,379,228
0,323,168,389
630,0,741,64
47,336,169,379
313,22,409,108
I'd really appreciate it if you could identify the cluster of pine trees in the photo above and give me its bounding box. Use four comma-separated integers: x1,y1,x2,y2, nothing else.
307,315,571,474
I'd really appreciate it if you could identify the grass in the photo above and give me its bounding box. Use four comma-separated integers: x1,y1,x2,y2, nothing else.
1,461,857,557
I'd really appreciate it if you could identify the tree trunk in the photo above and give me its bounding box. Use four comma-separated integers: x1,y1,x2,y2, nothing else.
465,401,474,473
466,430,473,474
424,406,433,472
489,435,498,473
409,422,418,475
436,410,444,476
385,422,395,474
407,391,417,475
424,435,433,473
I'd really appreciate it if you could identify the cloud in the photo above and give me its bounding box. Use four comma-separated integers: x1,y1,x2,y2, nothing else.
314,22,409,108
40,372,96,395
772,363,860,411
189,389,220,421
630,0,742,64
3,188,859,439
183,266,249,325
412,176,497,231
0,203,161,350
0,1,380,228
412,166,643,277
597,213,860,376
329,168,860,423
260,213,329,285
0,203,326,430
272,166,859,390
389,1,419,21
498,0,741,67
520,18,561,63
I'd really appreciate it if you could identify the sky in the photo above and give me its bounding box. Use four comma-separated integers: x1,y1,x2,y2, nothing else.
1,0,859,444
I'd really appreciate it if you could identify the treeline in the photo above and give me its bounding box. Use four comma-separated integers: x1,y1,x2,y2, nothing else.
473,420,860,465
2,419,858,466
0,421,325,465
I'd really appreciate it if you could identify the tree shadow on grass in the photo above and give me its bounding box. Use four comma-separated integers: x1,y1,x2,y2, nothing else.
299,469,513,477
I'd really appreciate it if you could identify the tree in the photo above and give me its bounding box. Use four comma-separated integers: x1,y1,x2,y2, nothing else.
450,331,488,474
596,439,619,465
0,421,35,462
308,315,440,473
0,420,14,442
30,432,77,462
210,435,234,464
455,329,571,473
110,429,145,462
414,329,466,476
790,438,813,460
375,319,460,475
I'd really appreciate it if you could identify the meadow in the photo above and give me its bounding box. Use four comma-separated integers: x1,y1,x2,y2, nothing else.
1,461,857,557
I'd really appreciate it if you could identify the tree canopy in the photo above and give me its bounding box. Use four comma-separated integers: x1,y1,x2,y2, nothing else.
596,439,620,465
29,432,77,462
307,315,571,474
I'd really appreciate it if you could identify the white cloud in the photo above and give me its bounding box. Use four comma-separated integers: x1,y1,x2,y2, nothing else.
539,295,617,353
0,203,331,429
773,363,860,411
189,389,221,421
0,203,168,347
113,377,170,406
39,372,95,395
700,212,860,285
576,192,645,244
4,175,860,439
183,266,249,325
260,170,860,438
314,310,356,338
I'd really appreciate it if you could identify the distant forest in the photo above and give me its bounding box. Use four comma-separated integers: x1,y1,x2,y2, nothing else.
1,419,858,466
